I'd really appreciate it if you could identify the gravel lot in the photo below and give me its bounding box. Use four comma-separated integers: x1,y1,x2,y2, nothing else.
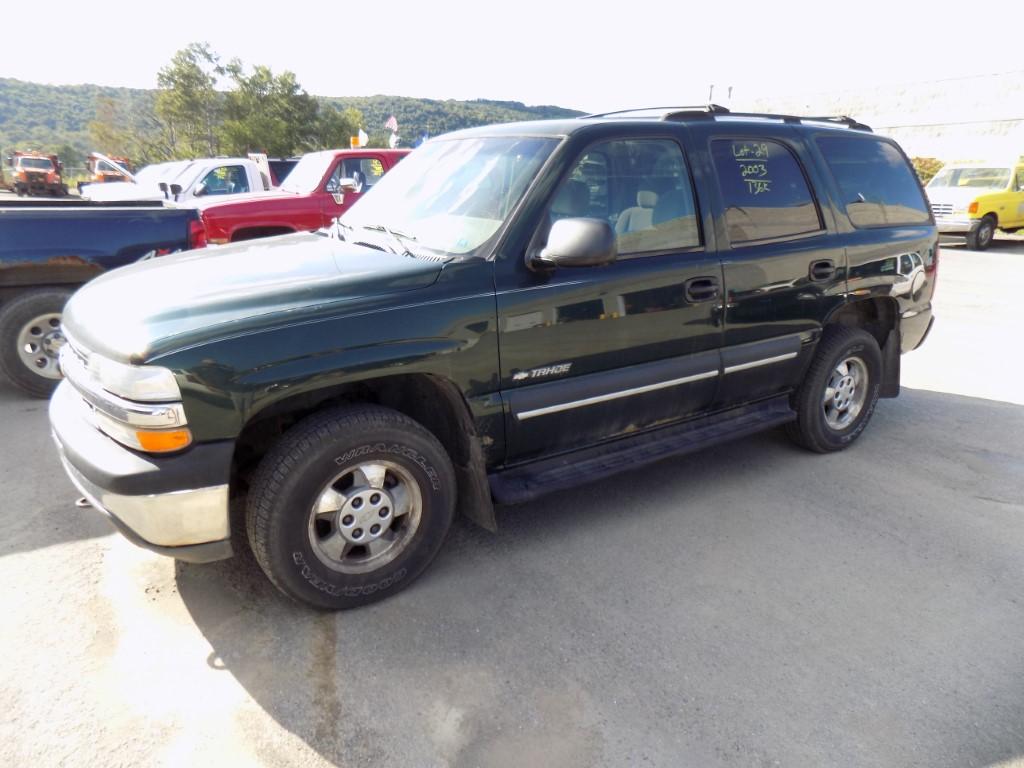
1,239,1023,768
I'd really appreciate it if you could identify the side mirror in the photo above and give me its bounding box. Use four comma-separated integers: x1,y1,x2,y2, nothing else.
337,177,360,193
158,181,169,199
533,218,617,269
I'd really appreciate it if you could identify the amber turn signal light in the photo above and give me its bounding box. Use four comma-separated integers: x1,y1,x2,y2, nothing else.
968,202,979,214
135,428,193,453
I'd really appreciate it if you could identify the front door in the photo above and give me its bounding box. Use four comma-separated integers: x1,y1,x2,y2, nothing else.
322,155,387,226
495,136,723,463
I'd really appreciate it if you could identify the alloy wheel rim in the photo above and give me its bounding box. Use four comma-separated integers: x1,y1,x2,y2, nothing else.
822,355,868,431
307,460,422,574
16,312,65,379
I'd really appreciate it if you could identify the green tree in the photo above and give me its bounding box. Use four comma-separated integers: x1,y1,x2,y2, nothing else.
155,43,223,157
316,105,363,151
911,157,944,185
88,96,133,157
218,62,317,156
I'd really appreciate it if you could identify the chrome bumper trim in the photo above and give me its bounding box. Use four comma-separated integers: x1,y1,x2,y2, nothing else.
56,440,230,547
934,218,976,234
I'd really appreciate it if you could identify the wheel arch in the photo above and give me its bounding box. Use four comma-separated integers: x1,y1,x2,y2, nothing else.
230,225,297,242
231,372,496,533
823,296,901,398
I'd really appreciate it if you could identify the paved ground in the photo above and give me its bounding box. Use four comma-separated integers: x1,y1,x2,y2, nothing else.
2,239,1023,768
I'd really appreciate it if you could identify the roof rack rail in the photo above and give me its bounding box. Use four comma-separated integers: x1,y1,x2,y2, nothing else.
662,109,872,132
580,104,731,119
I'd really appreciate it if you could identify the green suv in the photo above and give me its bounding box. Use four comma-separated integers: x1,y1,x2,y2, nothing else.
50,106,938,609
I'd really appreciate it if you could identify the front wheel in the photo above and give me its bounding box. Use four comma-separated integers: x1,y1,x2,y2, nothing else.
786,327,882,453
966,215,996,251
246,404,457,610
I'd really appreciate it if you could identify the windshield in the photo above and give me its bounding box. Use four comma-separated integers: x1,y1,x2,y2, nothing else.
281,151,336,194
340,136,558,257
133,161,190,185
18,157,53,171
928,167,1011,191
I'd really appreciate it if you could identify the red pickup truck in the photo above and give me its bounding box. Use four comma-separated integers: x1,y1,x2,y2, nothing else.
193,149,410,244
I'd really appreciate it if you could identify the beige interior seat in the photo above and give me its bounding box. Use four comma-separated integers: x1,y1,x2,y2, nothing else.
615,190,658,234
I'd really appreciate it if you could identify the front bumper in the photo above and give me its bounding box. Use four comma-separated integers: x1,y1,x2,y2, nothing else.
934,216,977,235
49,380,235,563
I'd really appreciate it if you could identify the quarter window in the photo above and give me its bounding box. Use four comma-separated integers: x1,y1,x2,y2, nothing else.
551,139,701,256
711,139,822,243
816,136,930,227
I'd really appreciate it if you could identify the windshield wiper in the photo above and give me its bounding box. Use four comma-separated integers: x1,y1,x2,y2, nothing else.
332,218,354,241
360,224,421,258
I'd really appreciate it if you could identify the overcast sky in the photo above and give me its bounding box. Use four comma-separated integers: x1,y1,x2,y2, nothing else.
2,0,1019,112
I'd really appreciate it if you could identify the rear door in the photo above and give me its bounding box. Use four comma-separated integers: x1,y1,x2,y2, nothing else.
810,132,937,350
691,124,847,406
495,132,724,463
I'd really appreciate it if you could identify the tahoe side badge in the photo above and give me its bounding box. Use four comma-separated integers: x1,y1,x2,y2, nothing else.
512,362,573,382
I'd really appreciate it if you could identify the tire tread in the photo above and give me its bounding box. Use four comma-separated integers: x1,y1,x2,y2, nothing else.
245,403,453,608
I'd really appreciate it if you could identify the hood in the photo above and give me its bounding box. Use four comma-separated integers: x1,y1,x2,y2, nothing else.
62,233,447,362
191,188,299,210
91,152,135,182
924,185,991,209
81,181,164,202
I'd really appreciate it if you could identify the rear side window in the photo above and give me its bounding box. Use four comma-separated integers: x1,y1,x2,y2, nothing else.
710,139,822,243
816,136,930,227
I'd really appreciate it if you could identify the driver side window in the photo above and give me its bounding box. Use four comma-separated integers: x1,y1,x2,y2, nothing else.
200,165,249,196
547,139,701,257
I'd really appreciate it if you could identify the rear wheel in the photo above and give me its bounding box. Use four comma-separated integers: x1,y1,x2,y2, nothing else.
786,326,882,453
965,215,996,251
0,289,72,398
246,404,457,610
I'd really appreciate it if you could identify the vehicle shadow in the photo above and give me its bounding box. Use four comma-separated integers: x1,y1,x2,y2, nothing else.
941,236,1024,255
176,387,1024,767
0,384,113,557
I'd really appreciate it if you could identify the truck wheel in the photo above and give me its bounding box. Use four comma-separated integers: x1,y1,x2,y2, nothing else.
0,289,72,398
246,404,457,610
965,215,996,251
785,326,882,453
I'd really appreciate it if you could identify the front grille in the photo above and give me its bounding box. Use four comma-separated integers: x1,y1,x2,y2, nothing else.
930,203,954,217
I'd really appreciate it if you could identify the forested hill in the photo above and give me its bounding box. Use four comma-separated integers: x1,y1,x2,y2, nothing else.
0,78,153,158
0,77,583,160
322,95,583,141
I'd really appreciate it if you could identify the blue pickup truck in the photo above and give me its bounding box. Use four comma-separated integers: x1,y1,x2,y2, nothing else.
0,199,203,397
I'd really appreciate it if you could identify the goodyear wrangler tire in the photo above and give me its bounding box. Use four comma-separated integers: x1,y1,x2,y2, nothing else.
246,404,456,610
785,326,882,453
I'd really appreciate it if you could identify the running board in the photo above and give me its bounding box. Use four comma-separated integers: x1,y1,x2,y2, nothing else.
489,395,796,505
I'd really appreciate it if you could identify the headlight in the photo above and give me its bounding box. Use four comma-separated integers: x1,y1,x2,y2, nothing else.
59,343,192,454
90,355,182,402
